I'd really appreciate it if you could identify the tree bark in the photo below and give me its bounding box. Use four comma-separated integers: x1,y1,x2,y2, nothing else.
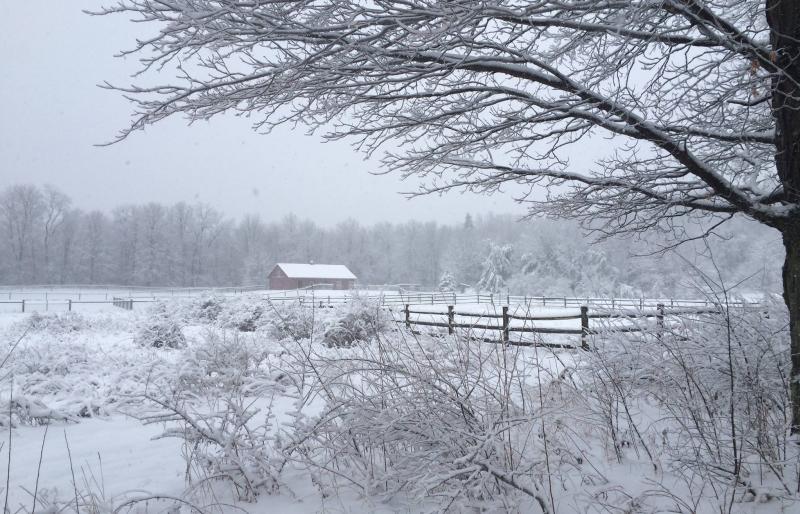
782,231,800,434
768,0,800,434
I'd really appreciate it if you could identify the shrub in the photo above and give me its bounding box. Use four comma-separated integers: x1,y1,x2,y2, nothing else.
196,295,224,322
322,299,387,347
134,302,186,349
268,302,315,341
26,311,88,333
177,329,277,396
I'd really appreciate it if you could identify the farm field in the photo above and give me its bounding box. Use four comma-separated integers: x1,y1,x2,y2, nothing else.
0,291,793,513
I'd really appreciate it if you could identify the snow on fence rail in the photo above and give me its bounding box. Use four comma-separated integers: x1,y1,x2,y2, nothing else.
399,303,727,349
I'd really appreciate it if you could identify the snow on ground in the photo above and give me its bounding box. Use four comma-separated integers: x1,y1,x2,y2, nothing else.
0,292,794,513
1,416,185,512
0,300,436,513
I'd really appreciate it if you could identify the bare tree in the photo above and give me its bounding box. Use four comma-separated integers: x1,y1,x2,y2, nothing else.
41,185,71,283
0,184,44,283
95,0,800,431
81,210,109,283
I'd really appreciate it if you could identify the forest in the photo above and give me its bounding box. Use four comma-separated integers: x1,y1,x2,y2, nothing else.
0,184,781,297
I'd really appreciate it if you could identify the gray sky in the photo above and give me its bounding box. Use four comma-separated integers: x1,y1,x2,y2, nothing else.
0,1,528,225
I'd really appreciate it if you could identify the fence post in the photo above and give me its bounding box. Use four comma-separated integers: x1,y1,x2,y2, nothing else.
639,298,644,310
580,306,589,350
21,300,25,313
405,304,410,329
502,306,509,344
448,305,454,335
490,293,494,305
68,299,72,312
656,303,664,341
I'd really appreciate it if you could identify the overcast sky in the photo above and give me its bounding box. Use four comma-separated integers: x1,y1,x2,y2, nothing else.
0,1,534,226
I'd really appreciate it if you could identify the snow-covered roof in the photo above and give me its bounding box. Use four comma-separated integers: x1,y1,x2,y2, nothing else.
274,263,357,280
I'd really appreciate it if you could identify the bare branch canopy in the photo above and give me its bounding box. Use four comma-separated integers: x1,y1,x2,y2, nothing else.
94,0,795,236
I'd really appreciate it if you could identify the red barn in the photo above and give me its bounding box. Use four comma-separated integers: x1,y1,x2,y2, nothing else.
268,263,357,290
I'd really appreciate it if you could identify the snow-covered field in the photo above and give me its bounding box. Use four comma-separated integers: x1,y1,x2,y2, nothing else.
0,293,795,513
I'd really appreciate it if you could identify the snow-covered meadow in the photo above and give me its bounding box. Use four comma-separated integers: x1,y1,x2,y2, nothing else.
0,293,796,513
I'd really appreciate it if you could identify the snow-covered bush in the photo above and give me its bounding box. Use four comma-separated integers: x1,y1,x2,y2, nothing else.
322,299,388,347
274,296,799,512
141,330,286,502
281,331,554,512
134,302,186,349
143,393,282,502
25,311,89,333
208,297,268,332
267,301,315,341
195,295,224,322
568,296,797,509
0,395,75,427
4,329,170,422
176,329,278,396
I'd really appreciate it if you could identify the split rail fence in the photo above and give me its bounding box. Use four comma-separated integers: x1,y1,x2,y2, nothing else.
400,303,724,349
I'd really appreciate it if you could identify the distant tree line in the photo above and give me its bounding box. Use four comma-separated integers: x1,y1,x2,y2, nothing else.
0,184,782,297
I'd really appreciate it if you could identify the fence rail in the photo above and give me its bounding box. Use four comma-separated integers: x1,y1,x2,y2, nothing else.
0,286,758,318
400,303,725,349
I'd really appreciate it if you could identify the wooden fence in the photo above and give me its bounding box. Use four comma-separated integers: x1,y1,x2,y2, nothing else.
112,297,134,311
401,304,723,349
0,288,756,318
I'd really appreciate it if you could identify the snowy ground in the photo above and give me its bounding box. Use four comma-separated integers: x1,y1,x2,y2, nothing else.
0,293,794,513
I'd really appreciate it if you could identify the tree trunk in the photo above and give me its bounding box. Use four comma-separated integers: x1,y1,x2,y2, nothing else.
768,0,800,434
783,231,800,434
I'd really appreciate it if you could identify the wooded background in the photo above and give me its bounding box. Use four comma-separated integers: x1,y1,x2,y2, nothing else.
0,184,781,296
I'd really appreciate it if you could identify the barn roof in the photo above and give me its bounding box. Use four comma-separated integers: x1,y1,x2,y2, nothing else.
274,263,357,280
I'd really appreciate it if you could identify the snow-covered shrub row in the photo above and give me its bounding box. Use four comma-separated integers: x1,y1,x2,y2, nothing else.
5,295,793,511
274,299,798,512
169,294,389,345
10,310,135,337
1,330,168,425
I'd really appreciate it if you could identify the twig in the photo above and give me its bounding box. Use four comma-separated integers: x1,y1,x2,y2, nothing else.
63,430,79,513
3,375,12,514
31,421,50,513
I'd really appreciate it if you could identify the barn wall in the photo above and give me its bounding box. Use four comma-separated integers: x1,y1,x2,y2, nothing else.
268,277,356,290
269,277,298,290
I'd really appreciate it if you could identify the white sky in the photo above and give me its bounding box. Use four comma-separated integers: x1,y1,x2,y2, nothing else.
0,1,602,226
